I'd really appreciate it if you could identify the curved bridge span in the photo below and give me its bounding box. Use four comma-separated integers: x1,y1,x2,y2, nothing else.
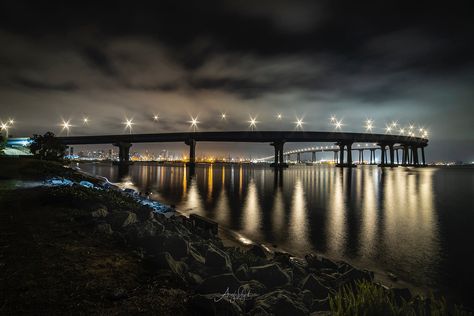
58,131,428,167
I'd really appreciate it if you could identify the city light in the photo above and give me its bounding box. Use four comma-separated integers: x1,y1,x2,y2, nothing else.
391,121,398,128
123,118,134,134
248,115,259,131
277,113,282,119
0,121,11,138
8,118,14,125
153,115,159,121
188,116,200,132
385,124,392,134
330,115,336,122
294,117,304,129
221,113,227,120
61,120,71,136
83,117,89,124
365,119,374,132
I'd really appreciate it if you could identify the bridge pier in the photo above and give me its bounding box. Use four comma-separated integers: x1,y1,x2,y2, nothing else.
312,151,316,162
421,145,426,166
336,142,355,167
270,141,287,168
113,142,132,164
333,150,338,163
297,152,301,163
185,139,196,166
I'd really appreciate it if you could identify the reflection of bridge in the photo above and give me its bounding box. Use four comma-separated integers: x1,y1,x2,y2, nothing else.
258,144,411,165
57,131,428,167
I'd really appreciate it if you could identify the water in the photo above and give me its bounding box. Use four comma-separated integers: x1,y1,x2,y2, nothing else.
80,162,474,307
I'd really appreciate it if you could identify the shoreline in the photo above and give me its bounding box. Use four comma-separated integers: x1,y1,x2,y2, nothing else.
1,158,469,314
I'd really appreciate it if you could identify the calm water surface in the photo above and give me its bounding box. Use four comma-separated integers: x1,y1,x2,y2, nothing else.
80,163,473,306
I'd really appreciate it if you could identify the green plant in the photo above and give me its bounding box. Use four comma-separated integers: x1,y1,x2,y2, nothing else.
29,132,67,161
329,280,470,316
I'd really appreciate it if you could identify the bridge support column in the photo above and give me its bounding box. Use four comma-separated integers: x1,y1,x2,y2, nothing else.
297,152,301,163
402,144,409,165
388,144,397,167
334,151,338,163
185,139,196,166
270,142,287,168
113,142,132,164
312,151,316,162
337,142,354,167
421,146,426,166
379,144,386,167
412,145,419,166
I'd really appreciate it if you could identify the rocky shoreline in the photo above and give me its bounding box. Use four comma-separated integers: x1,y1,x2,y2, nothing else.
0,158,468,315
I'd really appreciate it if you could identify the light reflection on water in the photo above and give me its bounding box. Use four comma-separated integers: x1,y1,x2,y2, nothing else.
80,162,474,306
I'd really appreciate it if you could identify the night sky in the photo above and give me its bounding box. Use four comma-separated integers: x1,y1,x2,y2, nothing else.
0,1,473,161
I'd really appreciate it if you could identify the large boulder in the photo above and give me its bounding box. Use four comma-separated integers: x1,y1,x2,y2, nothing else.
133,206,155,222
205,245,232,272
249,263,291,288
197,273,241,294
300,274,330,299
247,244,268,258
163,235,189,259
107,211,137,229
250,290,308,316
128,220,164,239
154,252,188,282
305,254,338,271
235,264,250,281
334,267,374,289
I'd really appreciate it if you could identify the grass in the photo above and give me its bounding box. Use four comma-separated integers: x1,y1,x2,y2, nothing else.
329,280,471,316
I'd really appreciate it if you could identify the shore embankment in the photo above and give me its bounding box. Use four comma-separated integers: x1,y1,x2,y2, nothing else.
0,158,468,315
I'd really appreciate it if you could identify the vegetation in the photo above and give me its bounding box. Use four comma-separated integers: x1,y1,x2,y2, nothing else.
28,131,67,161
329,280,471,316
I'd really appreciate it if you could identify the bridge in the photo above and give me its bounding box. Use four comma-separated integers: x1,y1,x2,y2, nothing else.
57,131,428,167
257,144,411,165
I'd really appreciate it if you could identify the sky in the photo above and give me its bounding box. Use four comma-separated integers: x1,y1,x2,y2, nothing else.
0,1,473,161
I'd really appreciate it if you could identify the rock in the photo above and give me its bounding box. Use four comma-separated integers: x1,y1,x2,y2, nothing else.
335,267,374,288
305,254,338,271
163,235,189,259
205,245,232,272
301,290,313,308
91,205,108,218
154,252,188,281
190,294,243,316
128,220,164,240
274,252,292,267
250,290,308,316
249,263,291,288
311,298,330,312
310,311,331,316
187,272,204,285
300,274,330,299
241,280,267,296
134,206,155,222
235,264,250,281
247,244,267,258
108,211,137,229
95,222,113,235
188,243,205,265
197,273,241,294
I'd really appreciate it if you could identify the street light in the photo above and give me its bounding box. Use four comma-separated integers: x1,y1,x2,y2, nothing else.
294,117,304,130
153,115,159,121
0,121,10,138
365,119,374,132
385,124,392,134
123,118,134,134
277,113,282,120
188,116,199,132
61,120,71,136
334,119,343,130
83,117,89,125
248,115,259,131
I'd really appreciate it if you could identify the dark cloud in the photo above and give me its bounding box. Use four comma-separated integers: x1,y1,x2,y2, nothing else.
0,0,473,161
